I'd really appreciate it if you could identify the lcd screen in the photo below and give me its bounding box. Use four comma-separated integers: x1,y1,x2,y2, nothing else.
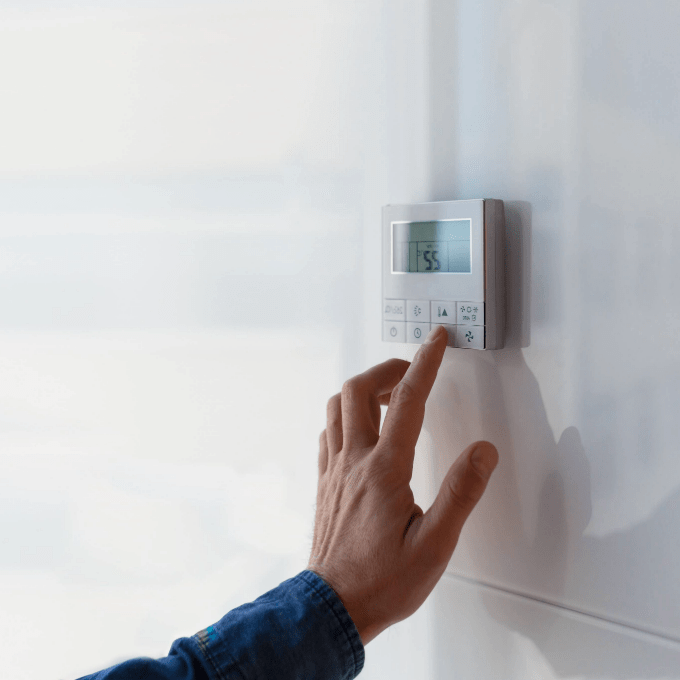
392,219,471,273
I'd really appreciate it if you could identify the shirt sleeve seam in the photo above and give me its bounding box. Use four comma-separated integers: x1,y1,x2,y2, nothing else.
190,629,247,680
299,570,365,678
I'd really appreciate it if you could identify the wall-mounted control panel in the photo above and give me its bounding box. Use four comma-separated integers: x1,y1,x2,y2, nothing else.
382,199,506,350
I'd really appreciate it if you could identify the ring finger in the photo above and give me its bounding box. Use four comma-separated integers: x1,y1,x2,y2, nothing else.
326,392,343,455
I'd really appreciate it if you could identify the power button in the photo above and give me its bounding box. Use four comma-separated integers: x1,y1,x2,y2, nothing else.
383,321,406,343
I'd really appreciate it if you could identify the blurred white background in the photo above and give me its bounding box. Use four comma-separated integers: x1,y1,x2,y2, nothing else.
8,2,680,679
0,2,408,677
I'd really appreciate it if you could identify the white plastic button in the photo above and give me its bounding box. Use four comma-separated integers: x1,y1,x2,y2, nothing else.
455,325,485,349
383,299,406,321
383,320,406,342
438,324,457,348
431,300,456,324
406,322,430,344
406,299,430,322
457,301,484,326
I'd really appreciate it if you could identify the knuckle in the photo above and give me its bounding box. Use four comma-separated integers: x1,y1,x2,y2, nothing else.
389,380,418,406
341,377,361,397
366,455,400,492
371,453,396,481
341,377,367,404
362,465,384,493
448,477,482,514
327,392,341,413
326,394,342,423
338,460,374,494
385,357,410,372
448,491,474,518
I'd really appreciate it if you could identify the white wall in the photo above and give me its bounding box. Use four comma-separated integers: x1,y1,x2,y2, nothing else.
4,1,680,679
368,0,680,678
0,3,387,678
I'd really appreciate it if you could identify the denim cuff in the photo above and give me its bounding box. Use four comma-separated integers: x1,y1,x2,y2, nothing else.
192,570,365,680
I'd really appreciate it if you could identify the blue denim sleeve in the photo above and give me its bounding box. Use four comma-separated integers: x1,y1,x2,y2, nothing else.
77,570,365,680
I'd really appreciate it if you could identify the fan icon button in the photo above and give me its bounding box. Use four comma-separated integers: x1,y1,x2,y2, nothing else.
454,325,485,350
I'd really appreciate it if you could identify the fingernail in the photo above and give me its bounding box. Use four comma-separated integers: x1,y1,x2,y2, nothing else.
424,325,444,344
471,443,498,479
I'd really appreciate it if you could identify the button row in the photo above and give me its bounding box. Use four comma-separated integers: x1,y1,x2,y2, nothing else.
383,321,485,349
383,299,484,326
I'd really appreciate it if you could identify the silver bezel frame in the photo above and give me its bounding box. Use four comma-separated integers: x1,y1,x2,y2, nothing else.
382,199,505,349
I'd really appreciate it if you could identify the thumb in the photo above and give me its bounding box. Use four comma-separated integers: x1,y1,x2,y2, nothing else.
414,440,498,563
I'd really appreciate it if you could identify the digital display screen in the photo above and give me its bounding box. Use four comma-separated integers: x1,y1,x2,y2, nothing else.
392,219,471,273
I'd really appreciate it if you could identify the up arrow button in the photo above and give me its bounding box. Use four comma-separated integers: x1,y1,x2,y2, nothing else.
431,301,457,324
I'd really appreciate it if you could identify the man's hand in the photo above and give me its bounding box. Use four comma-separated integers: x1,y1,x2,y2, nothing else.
307,324,498,646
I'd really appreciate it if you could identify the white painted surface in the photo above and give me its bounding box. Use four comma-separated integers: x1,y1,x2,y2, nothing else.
3,0,680,678
432,574,680,680
421,0,680,643
0,3,379,678
363,574,680,680
372,0,680,676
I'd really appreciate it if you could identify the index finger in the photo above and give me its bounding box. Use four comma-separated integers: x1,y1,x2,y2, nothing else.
378,325,448,472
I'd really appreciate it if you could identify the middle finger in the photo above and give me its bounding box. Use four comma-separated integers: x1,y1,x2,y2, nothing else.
341,358,410,450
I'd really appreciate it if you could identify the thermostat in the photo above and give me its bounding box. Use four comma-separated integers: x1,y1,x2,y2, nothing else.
382,199,506,350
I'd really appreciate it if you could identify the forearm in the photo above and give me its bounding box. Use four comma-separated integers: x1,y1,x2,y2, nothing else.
77,571,364,680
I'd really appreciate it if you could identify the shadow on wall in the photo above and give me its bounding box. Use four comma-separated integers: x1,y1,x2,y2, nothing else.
424,0,680,667
424,204,680,677
429,343,680,676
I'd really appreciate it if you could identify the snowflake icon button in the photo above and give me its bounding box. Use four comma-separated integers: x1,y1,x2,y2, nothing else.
457,301,484,326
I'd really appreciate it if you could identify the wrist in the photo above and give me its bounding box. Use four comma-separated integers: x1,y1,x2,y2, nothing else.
307,567,381,646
